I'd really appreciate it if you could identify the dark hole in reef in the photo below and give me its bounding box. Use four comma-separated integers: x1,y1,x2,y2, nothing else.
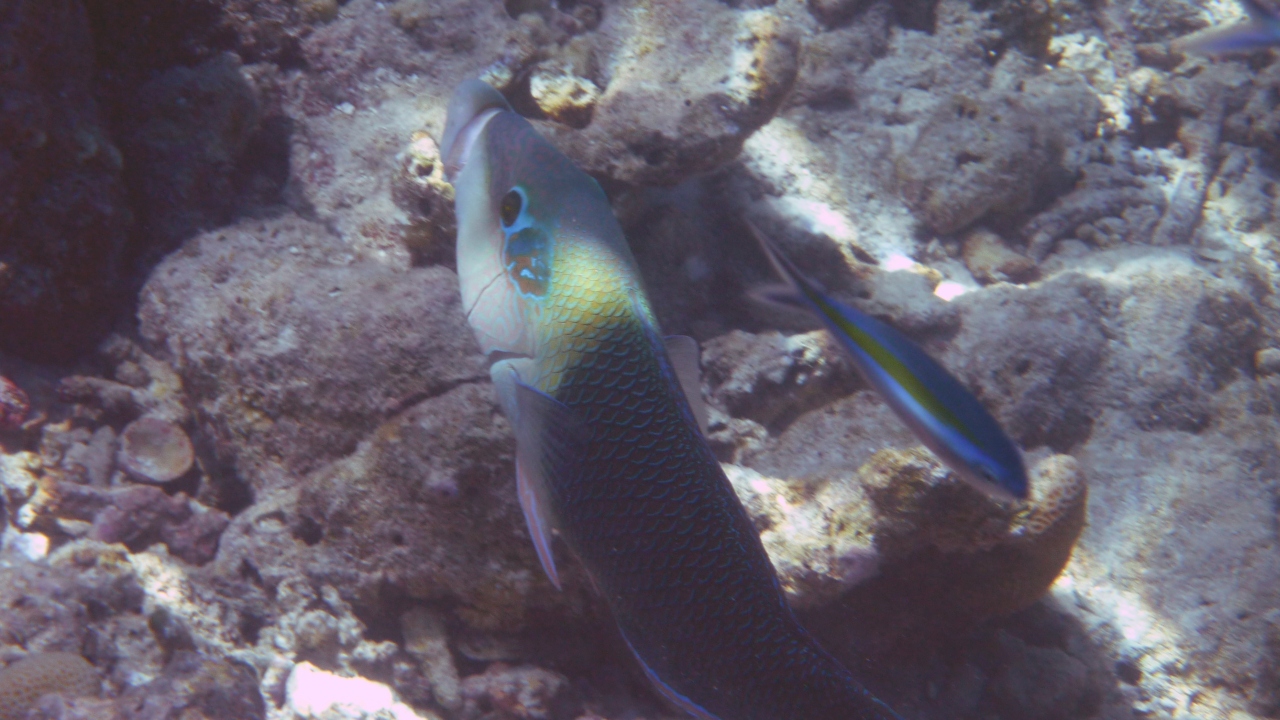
894,0,938,33
293,515,324,546
956,151,983,167
84,597,113,622
808,88,856,112
239,612,266,645
418,196,433,217
1015,358,1032,376
390,531,406,546
239,558,265,588
352,578,415,645
628,134,671,167
1133,96,1181,149
212,466,255,515
235,115,294,208
1115,659,1142,685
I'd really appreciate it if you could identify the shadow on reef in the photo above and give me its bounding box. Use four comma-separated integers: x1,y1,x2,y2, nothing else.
0,0,298,363
802,596,1135,720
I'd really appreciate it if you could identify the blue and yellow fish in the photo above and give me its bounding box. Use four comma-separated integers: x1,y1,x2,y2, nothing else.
1175,0,1280,53
442,79,904,720
750,224,1028,502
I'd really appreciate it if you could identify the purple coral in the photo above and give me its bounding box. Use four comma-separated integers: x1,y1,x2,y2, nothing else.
0,375,30,430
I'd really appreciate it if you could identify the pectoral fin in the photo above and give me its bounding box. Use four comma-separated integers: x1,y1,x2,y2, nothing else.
664,335,708,436
494,361,588,590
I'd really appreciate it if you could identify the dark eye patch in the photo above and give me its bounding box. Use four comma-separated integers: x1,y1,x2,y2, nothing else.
500,189,522,227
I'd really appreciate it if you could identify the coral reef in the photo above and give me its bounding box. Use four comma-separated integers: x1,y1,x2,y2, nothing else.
0,653,99,720
2,0,1280,718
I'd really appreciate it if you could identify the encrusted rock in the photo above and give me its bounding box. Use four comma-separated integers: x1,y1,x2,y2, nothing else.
732,450,1085,612
897,65,1100,235
137,214,487,484
0,378,30,431
392,132,457,267
529,65,600,129
962,229,1038,285
546,1,799,185
459,663,569,720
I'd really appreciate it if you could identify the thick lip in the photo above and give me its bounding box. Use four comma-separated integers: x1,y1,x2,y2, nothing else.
443,108,502,183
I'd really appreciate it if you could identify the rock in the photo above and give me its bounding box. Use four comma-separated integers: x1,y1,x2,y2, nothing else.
1257,348,1280,376
701,330,856,430
806,0,871,28
0,378,30,431
56,335,190,426
545,0,800,186
286,661,429,720
529,65,600,129
1,447,228,564
732,450,1086,613
103,651,265,720
0,653,99,720
117,418,194,484
401,608,462,711
962,229,1038,285
459,664,570,720
391,132,457,268
120,53,261,258
293,383,578,631
897,63,1101,235
945,272,1107,450
987,630,1096,720
137,214,488,484
0,0,133,362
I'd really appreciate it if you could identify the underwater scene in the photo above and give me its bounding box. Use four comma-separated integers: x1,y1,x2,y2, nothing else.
2,0,1279,718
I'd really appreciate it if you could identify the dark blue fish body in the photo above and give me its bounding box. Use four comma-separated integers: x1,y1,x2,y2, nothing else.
443,79,903,720
539,317,900,720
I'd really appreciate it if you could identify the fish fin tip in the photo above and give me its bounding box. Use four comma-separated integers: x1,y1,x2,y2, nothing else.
663,335,709,436
618,634,721,720
1174,20,1280,54
493,361,580,590
516,462,562,589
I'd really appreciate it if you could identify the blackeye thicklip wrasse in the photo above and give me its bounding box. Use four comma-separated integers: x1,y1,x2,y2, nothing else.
442,78,906,720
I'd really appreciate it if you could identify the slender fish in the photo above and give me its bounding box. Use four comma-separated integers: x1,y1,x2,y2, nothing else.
750,223,1028,502
442,79,903,720
1174,0,1280,53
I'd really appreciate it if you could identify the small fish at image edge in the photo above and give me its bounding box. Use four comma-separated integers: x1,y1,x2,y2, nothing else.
1174,0,1280,54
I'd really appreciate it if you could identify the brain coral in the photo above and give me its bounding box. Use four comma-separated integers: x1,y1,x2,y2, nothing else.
0,652,99,720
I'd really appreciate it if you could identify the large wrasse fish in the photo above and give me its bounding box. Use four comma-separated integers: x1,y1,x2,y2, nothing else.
749,223,1028,502
1174,0,1280,53
441,79,904,720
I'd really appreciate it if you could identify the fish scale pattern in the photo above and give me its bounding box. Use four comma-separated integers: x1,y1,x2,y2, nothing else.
530,239,901,720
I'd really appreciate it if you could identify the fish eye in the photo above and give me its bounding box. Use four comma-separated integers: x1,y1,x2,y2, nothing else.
500,188,523,227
